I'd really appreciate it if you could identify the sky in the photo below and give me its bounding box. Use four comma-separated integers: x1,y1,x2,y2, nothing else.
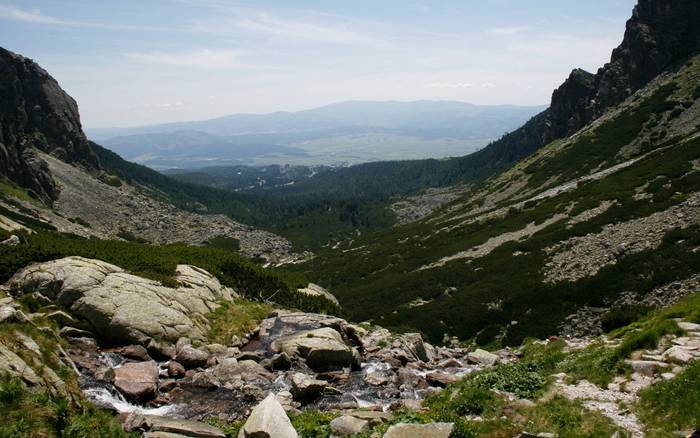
0,0,637,128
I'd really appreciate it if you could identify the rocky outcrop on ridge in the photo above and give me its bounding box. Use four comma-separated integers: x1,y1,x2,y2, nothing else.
544,0,700,142
0,47,99,203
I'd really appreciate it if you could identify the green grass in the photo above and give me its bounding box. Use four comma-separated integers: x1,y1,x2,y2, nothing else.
0,374,133,438
206,299,273,345
0,179,41,205
290,411,337,438
560,292,700,386
637,360,700,436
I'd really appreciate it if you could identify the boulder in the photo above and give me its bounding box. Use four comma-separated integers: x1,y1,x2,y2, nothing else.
466,349,499,366
118,345,151,361
2,257,236,345
167,361,186,378
398,333,430,362
176,344,209,369
113,360,158,401
125,413,225,438
238,393,298,438
290,372,327,401
273,327,354,371
270,352,292,370
330,415,369,436
383,422,454,438
426,371,460,387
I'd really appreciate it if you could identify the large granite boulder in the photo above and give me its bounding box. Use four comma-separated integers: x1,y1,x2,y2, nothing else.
273,327,355,371
238,393,298,438
2,257,237,345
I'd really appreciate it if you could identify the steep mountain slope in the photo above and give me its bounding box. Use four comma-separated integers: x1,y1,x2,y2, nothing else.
0,47,299,262
296,49,700,345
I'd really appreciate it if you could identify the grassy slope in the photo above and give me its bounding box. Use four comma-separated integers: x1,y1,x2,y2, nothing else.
293,57,700,344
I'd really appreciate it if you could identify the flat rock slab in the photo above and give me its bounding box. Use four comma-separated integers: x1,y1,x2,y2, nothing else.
125,414,225,438
273,327,354,371
384,422,454,438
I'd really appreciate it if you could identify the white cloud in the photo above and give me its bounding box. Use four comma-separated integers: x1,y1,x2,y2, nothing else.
0,4,66,25
489,26,529,35
481,82,496,88
199,13,378,45
125,49,246,69
428,82,475,88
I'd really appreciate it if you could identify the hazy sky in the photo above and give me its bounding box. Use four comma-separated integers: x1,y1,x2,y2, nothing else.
1,0,636,128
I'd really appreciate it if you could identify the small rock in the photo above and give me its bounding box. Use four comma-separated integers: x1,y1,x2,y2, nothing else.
426,371,460,387
118,345,151,361
330,415,369,436
238,393,298,438
1,235,21,245
466,349,498,366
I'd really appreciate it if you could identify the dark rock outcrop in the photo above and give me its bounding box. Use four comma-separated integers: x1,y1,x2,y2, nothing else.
543,0,700,142
0,47,99,203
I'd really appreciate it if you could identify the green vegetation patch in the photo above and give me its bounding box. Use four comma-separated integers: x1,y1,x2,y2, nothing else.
637,360,700,435
0,374,133,438
207,299,273,345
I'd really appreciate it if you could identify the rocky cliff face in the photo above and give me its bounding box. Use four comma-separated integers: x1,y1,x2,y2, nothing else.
0,47,99,203
543,0,700,142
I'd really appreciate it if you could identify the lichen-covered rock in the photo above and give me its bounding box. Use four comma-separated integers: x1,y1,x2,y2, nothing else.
3,257,236,345
238,393,298,438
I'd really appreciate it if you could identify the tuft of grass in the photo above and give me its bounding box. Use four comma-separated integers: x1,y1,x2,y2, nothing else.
0,374,133,438
290,411,337,438
0,180,41,205
519,396,623,437
637,360,700,435
206,299,273,345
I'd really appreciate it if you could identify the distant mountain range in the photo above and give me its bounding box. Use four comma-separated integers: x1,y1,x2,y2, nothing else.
86,101,545,169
